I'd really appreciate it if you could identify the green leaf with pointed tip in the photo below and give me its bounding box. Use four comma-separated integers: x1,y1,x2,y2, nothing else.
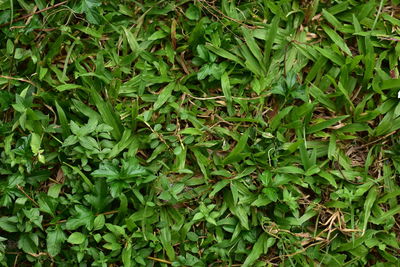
47,226,66,257
67,232,86,245
153,82,175,110
223,129,250,165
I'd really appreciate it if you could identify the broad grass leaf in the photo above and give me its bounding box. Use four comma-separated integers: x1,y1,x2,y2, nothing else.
242,27,264,72
264,16,280,71
322,9,343,29
242,233,272,266
362,186,378,234
123,27,140,57
89,88,122,140
180,128,203,135
223,129,250,165
372,206,400,224
160,227,175,260
55,101,70,138
209,180,230,198
315,46,345,65
307,115,349,134
381,78,400,89
205,44,243,65
153,82,175,110
108,129,132,159
274,166,304,175
55,84,85,91
221,72,233,115
192,148,209,181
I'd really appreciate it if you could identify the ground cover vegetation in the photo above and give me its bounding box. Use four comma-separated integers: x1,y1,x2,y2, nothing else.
1,0,400,266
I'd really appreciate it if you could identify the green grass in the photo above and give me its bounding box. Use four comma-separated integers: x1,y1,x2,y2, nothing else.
1,0,400,266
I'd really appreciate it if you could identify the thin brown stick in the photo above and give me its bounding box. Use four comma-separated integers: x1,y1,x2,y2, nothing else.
0,1,68,28
187,93,271,101
28,252,49,257
143,120,172,151
13,252,19,267
0,75,36,87
197,0,259,29
267,240,326,262
187,94,226,100
377,36,400,42
102,210,119,216
291,39,322,46
17,185,39,207
359,130,399,148
147,256,172,265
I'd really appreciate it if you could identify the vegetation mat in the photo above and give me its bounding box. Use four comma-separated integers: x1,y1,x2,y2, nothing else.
1,0,400,266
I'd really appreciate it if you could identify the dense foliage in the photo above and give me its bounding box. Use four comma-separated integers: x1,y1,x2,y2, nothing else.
1,0,400,266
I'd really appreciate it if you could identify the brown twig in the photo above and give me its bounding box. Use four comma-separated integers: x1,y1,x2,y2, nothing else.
267,240,326,263
0,75,36,87
359,130,399,148
143,120,172,151
187,94,226,100
377,36,400,42
187,92,271,101
147,256,172,265
0,1,68,28
197,0,259,29
9,26,58,32
291,39,322,46
28,252,49,257
17,185,39,207
13,252,19,267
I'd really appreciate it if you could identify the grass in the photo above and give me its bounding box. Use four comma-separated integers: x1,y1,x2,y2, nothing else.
0,0,400,266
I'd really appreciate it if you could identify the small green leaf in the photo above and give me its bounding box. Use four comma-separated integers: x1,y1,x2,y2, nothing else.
6,39,14,54
93,214,105,230
180,127,203,135
67,232,86,245
148,30,168,41
30,133,41,155
185,5,200,20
